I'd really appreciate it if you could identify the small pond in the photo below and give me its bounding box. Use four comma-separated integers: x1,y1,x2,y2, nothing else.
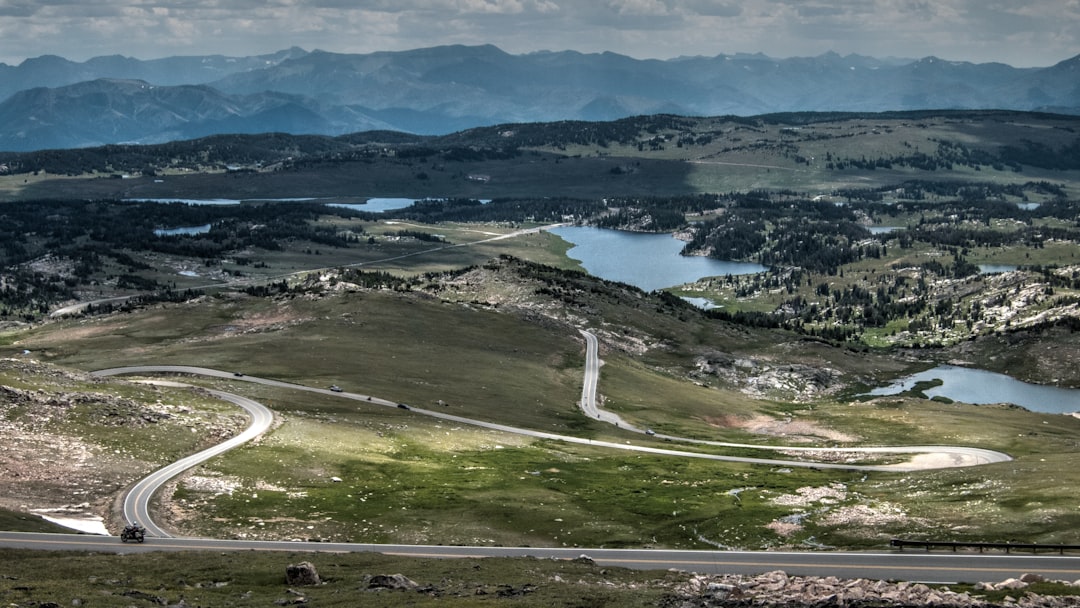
681,296,719,310
978,264,1019,274
867,365,1080,414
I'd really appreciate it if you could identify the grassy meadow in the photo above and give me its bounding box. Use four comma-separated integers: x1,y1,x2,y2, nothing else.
5,271,1080,550
0,548,687,608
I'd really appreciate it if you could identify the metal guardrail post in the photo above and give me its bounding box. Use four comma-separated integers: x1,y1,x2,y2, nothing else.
891,538,1080,554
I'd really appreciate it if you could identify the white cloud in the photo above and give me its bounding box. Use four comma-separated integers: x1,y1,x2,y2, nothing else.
607,0,673,16
0,0,1075,66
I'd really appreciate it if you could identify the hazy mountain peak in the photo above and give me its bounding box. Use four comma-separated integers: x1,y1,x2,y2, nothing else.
1049,54,1080,70
1,45,1078,151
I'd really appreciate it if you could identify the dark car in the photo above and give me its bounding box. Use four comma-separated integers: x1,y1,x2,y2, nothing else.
233,372,244,377
397,403,410,410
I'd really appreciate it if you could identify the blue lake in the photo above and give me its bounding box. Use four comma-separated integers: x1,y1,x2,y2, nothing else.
126,198,412,212
329,198,422,213
129,198,247,205
549,226,766,292
868,365,1080,414
154,224,211,236
330,198,490,213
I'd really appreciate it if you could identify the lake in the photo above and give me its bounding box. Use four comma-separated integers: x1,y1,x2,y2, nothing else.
129,198,248,205
128,197,415,212
868,226,902,234
154,224,211,236
868,365,1080,414
329,198,422,213
549,226,766,292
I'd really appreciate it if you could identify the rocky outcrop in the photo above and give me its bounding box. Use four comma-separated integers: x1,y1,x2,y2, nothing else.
670,571,1080,607
693,352,843,402
284,561,320,586
367,573,419,591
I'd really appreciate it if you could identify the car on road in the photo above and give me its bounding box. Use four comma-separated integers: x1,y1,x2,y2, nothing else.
397,403,410,410
233,372,244,377
329,385,343,392
645,428,656,436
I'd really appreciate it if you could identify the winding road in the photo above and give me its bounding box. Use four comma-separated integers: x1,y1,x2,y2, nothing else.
97,380,275,539
0,330,1040,582
2,530,1079,583
88,328,1010,538
577,330,1011,470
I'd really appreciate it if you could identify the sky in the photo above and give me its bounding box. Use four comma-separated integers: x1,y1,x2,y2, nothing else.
0,0,1077,68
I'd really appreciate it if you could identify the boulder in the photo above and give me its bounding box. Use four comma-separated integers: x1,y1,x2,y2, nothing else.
368,573,419,591
285,561,321,586
998,578,1029,590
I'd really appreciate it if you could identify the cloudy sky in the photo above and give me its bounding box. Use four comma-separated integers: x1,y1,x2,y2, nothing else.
1,0,1076,67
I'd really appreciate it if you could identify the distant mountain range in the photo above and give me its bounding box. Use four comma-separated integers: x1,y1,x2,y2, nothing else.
1,45,1078,152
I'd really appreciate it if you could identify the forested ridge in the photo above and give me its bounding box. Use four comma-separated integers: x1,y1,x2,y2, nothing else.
2,110,1078,177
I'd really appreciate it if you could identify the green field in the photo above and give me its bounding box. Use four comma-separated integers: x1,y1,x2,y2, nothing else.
0,548,689,608
6,269,1080,550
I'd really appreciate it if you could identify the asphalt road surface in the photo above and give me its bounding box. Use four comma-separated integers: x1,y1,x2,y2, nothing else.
576,330,1011,469
1,531,1078,583
89,334,1011,541
2,335,1024,583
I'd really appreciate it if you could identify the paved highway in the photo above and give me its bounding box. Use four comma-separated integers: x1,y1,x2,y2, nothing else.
88,332,1010,540
576,330,1011,469
94,358,1010,486
102,382,276,538
1,531,1078,583
5,334,1020,583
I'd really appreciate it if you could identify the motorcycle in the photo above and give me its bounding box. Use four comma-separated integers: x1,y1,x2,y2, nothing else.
120,523,146,543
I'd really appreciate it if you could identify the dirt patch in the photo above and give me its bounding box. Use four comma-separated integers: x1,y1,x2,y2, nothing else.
817,502,913,527
703,413,857,443
765,519,803,537
771,483,848,507
233,307,308,331
17,321,125,346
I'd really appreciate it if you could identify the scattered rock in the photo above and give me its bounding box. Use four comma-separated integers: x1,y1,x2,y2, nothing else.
998,578,1029,590
367,573,419,591
496,583,535,597
121,590,167,604
284,561,320,586
673,571,1080,607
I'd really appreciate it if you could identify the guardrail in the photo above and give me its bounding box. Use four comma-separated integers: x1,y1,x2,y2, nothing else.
891,538,1080,555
